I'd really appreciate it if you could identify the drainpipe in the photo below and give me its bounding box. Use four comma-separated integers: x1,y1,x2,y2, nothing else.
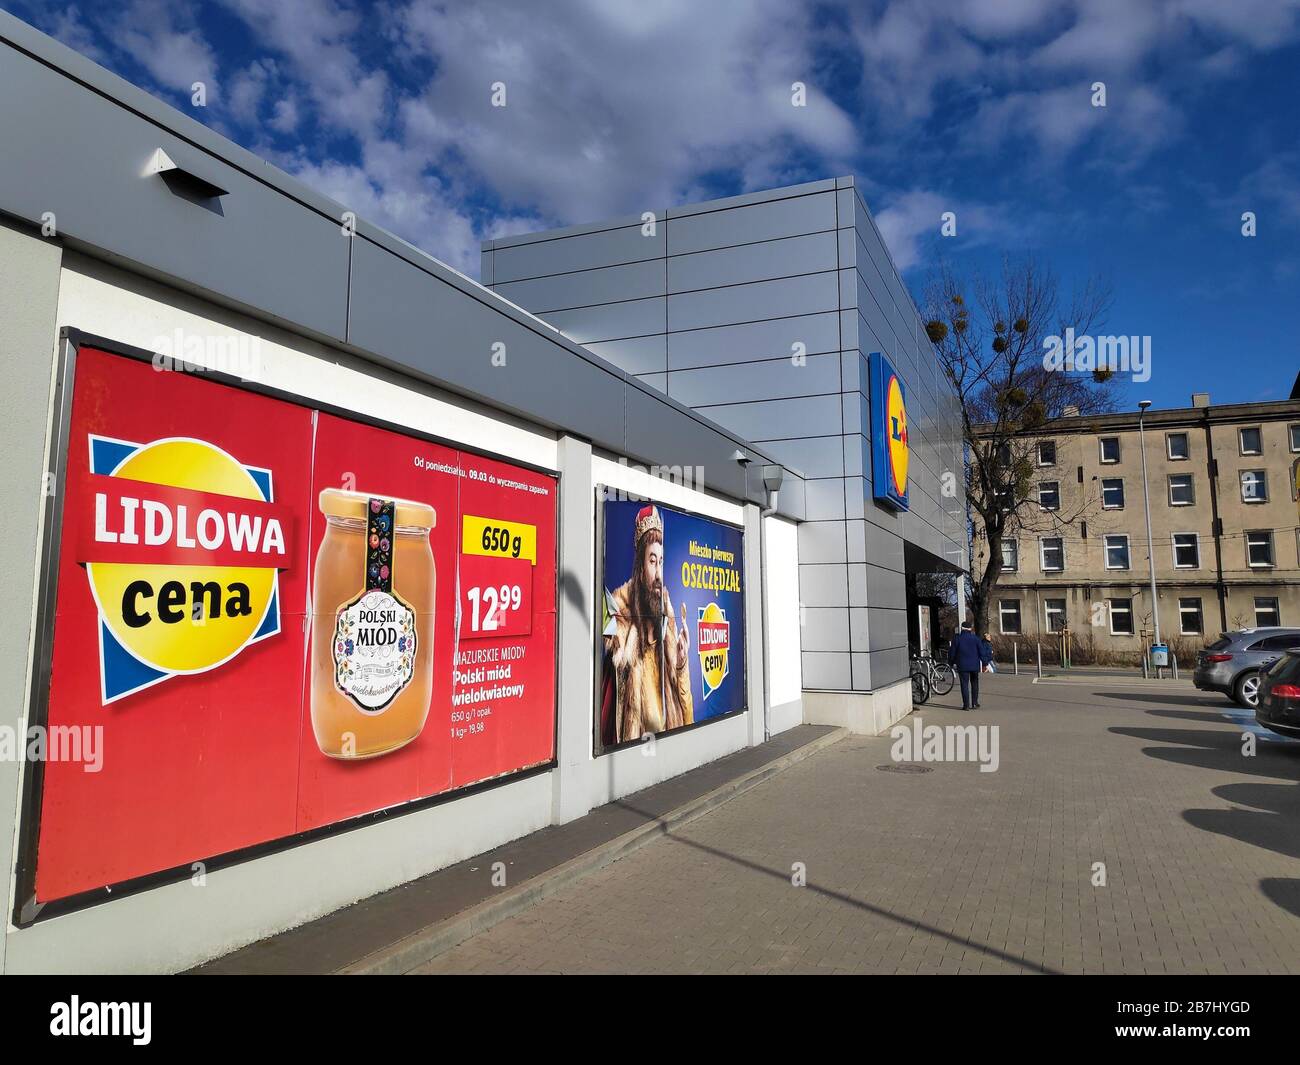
759,465,785,743
1202,410,1228,632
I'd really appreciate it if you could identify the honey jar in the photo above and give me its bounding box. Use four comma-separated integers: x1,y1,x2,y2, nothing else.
311,489,436,759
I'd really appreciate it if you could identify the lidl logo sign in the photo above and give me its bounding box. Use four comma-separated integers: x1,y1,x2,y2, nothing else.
76,435,291,703
870,352,909,510
696,602,731,699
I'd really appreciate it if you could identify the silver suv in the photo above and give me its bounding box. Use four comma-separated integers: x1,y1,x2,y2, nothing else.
1194,628,1300,708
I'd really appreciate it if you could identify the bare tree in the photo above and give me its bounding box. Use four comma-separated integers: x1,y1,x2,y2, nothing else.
924,257,1117,634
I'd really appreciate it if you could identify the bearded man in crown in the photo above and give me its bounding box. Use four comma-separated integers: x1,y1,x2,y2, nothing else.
599,504,693,746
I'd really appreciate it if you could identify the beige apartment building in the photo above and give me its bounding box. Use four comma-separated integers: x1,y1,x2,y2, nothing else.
973,390,1300,662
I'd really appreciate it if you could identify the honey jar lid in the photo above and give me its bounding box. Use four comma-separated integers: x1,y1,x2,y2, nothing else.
318,488,435,529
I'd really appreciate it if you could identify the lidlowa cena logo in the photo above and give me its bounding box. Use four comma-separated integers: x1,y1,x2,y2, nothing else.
78,435,292,703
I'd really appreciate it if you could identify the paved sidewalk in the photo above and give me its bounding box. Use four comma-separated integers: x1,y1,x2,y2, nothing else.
413,674,1300,974
193,723,839,974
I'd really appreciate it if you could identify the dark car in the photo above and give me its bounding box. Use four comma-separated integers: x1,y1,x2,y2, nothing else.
1193,628,1300,709
1256,651,1300,738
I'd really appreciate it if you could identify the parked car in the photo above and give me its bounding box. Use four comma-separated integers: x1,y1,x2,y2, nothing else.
1194,628,1300,709
1256,651,1300,738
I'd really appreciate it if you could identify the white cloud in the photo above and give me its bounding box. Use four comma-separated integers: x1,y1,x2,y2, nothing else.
112,0,219,97
873,190,1016,273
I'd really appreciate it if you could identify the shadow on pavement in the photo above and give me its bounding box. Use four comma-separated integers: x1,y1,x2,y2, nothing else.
1111,716,1300,920
1095,692,1227,708
1261,879,1300,920
615,796,1058,974
1112,727,1300,780
1143,708,1243,723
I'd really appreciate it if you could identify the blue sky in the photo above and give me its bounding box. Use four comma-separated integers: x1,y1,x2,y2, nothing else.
6,0,1299,409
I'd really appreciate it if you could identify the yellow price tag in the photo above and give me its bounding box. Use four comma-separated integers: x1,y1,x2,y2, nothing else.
462,515,537,565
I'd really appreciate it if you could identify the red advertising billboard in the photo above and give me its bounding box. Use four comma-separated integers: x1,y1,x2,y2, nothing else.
28,342,557,909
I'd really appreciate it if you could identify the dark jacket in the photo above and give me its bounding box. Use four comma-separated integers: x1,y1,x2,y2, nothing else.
950,631,983,672
979,638,993,666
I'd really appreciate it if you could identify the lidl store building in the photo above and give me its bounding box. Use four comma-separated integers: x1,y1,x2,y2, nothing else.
0,13,966,972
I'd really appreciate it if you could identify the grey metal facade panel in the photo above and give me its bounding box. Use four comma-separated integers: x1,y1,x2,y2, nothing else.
865,563,907,609
665,177,837,218
867,604,909,651
803,477,848,521
868,645,909,688
347,234,627,442
666,311,841,369
850,652,873,692
583,334,668,376
667,272,839,332
801,651,851,690
540,296,666,345
0,42,350,341
666,191,838,255
799,520,848,565
863,521,906,572
619,381,750,501
845,519,867,564
759,436,844,479
847,563,868,604
696,394,842,445
844,474,867,520
801,607,850,653
849,606,870,653
799,563,851,607
842,391,867,434
665,350,841,406
488,223,663,283
666,231,838,293
492,257,666,312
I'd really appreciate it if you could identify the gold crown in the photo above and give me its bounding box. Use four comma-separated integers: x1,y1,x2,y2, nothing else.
634,505,663,544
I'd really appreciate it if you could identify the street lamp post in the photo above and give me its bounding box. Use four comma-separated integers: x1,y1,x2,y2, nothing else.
1137,401,1161,669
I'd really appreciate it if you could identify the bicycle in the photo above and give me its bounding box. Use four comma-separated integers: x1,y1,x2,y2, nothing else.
910,658,931,704
916,651,955,697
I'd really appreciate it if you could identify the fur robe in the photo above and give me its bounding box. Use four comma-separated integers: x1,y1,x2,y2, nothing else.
606,579,694,743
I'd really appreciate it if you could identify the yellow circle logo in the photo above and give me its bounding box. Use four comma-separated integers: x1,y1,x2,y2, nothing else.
886,374,909,497
86,437,282,693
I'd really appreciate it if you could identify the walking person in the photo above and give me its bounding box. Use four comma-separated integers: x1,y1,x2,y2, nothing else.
979,632,994,675
950,621,983,711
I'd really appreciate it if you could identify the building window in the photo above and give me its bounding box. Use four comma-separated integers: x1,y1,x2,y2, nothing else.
1239,426,1262,455
999,600,1022,635
1109,598,1134,635
1044,598,1066,633
1040,537,1064,572
1099,437,1120,464
1241,469,1268,502
1255,597,1281,627
1101,477,1125,509
1104,534,1130,570
1172,532,1200,569
1168,474,1195,506
1000,539,1018,572
1038,481,1060,511
1247,530,1275,568
1179,597,1203,635
1291,424,1300,453
1166,432,1190,460
1037,440,1056,466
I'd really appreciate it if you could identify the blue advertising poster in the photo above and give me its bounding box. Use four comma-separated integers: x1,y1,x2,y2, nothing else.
597,494,746,751
869,351,910,510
